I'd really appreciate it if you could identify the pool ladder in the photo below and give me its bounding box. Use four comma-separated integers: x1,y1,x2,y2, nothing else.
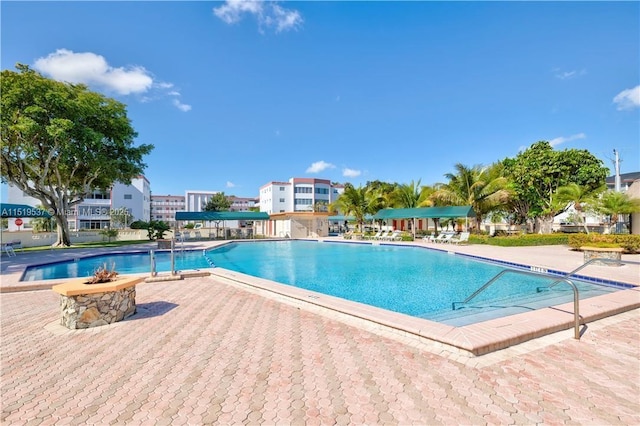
452,258,639,340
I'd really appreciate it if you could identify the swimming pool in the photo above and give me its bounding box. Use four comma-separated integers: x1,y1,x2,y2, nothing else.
24,240,622,324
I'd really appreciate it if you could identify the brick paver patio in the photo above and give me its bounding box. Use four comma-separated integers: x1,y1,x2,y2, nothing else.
1,271,639,425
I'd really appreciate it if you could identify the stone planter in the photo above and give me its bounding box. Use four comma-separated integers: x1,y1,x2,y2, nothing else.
580,246,623,266
51,276,143,329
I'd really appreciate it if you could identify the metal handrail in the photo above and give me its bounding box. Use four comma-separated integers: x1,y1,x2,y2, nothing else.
451,257,639,340
452,268,582,339
537,258,640,292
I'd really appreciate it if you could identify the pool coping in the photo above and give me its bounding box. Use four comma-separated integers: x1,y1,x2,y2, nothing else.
208,263,640,356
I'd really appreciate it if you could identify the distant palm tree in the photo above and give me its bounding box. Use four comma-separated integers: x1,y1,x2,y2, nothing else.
596,191,640,233
390,179,424,208
555,183,604,234
433,163,511,231
334,184,378,232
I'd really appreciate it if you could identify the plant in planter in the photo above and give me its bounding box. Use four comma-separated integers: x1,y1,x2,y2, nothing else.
86,263,118,284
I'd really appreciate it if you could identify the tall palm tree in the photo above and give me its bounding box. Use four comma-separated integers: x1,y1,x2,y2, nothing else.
433,163,511,231
596,191,640,233
555,183,604,234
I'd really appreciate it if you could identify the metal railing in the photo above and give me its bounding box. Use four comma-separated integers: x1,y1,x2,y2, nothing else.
452,269,582,339
451,257,639,340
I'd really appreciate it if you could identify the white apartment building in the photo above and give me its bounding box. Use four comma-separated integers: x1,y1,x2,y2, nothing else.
259,178,344,214
6,176,151,231
184,190,219,212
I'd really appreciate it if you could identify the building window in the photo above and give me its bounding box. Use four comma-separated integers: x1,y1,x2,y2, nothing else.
279,186,285,191
279,198,285,203
124,194,132,200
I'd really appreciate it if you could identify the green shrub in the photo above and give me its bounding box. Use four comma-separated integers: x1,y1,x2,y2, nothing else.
568,234,640,253
469,233,569,247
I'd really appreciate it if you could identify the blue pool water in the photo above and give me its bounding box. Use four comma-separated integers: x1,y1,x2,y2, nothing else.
24,240,620,321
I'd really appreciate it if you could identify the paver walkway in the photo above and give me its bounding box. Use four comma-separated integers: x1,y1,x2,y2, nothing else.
1,275,639,425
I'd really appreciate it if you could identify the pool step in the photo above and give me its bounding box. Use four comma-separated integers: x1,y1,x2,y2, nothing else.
422,287,612,327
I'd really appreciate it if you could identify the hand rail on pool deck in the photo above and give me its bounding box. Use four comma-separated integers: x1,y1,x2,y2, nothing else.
452,269,582,340
451,258,640,340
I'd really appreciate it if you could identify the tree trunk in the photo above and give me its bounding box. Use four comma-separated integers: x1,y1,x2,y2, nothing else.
52,200,72,247
536,216,554,234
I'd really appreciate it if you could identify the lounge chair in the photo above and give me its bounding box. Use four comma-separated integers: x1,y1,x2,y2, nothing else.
366,230,383,240
384,230,402,241
375,231,390,240
449,232,470,245
436,233,454,243
422,233,437,243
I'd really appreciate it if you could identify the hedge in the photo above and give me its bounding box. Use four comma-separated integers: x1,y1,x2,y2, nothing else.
567,234,640,253
468,233,570,247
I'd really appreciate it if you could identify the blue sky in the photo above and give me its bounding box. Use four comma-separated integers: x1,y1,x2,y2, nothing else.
2,1,639,200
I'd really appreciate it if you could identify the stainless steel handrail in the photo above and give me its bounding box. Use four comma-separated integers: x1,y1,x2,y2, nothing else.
452,269,582,339
451,257,639,340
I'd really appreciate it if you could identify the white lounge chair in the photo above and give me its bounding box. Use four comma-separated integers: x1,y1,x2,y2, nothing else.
375,231,390,240
449,232,470,245
366,230,383,240
384,230,402,241
422,233,437,243
436,233,454,243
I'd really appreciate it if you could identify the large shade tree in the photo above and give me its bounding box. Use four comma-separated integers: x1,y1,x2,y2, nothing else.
503,141,609,233
1,65,153,246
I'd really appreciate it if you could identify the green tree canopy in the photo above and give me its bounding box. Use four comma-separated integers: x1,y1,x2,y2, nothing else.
596,191,640,231
202,192,232,211
432,163,511,230
333,184,378,231
1,64,153,246
502,141,609,233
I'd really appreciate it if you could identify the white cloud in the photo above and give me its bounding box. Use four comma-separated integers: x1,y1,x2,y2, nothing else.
306,160,335,173
34,49,153,95
554,68,586,80
172,99,192,112
213,0,302,33
613,85,640,110
549,132,586,147
33,49,191,112
343,168,361,178
226,181,236,188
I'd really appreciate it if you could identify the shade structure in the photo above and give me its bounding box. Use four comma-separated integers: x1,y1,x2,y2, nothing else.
328,215,374,222
372,206,475,220
0,203,52,218
175,211,270,221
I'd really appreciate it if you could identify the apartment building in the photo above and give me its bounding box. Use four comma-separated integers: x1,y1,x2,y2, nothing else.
151,195,185,228
6,176,151,231
259,178,343,214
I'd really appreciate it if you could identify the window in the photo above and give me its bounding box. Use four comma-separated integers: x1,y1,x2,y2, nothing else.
279,198,285,203
315,188,328,194
279,187,285,191
294,198,312,205
124,194,132,200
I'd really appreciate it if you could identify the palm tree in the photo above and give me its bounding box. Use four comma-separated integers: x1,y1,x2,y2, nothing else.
596,191,640,233
555,183,605,234
433,163,511,231
333,184,378,232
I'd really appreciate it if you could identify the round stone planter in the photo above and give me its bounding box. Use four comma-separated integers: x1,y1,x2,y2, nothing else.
51,276,143,329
